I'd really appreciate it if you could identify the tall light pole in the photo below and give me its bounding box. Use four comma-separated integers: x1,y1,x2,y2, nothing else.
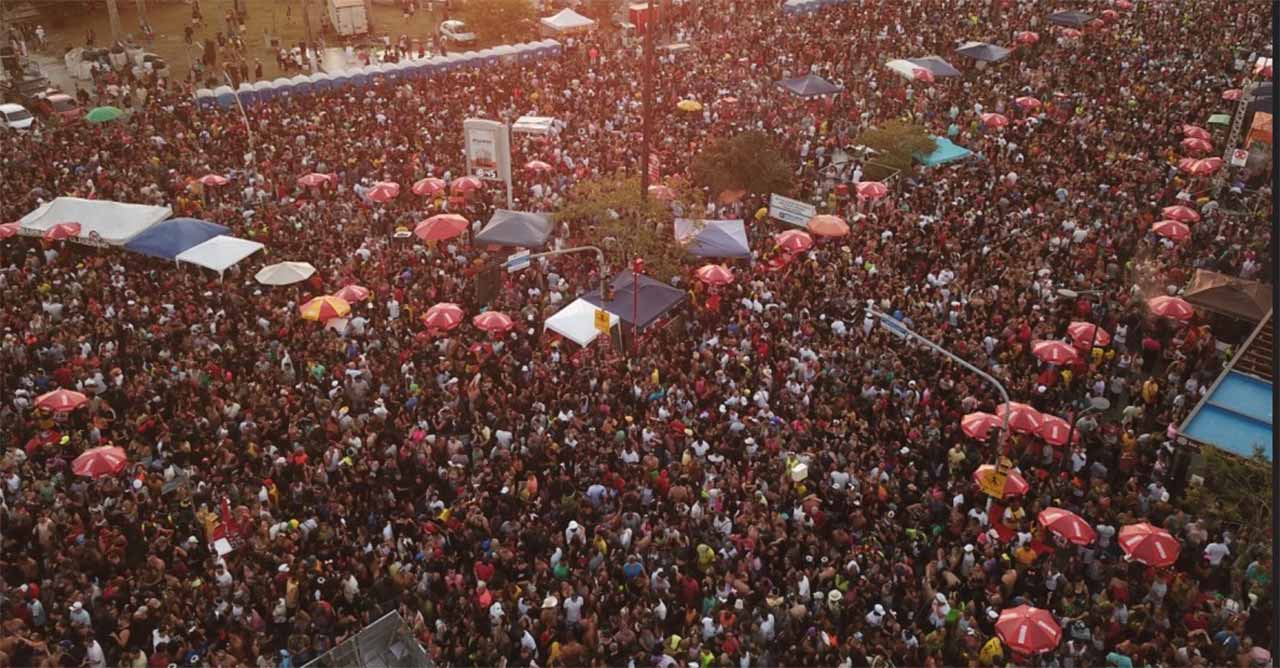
638,2,654,204
106,0,123,42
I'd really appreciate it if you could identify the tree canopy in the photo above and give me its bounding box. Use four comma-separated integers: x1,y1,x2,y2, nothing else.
854,119,937,180
690,130,794,198
456,0,538,46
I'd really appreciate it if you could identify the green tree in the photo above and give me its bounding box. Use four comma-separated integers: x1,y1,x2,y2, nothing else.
1184,446,1273,530
690,130,794,199
854,119,937,181
456,0,538,46
553,174,698,285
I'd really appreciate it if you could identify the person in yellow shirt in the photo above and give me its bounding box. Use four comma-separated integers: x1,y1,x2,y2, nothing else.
979,636,1004,666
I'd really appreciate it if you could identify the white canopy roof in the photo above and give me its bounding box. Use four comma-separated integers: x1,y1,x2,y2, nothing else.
175,235,265,275
540,8,596,33
512,116,563,135
19,197,171,246
546,298,617,347
255,261,316,286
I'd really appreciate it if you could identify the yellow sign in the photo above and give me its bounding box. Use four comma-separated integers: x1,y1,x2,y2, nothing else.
594,309,612,334
979,469,1009,498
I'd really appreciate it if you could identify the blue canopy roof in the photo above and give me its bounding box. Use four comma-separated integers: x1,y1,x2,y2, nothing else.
675,219,750,259
775,74,843,97
123,218,230,259
915,136,972,167
582,271,687,330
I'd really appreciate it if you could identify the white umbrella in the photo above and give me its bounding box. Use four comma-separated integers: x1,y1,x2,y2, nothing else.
254,261,316,286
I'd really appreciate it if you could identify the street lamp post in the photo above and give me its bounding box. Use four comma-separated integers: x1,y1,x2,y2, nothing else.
639,3,655,204
631,257,645,354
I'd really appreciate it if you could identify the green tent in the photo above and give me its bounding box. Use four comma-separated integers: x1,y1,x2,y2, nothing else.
1208,113,1231,126
85,106,124,123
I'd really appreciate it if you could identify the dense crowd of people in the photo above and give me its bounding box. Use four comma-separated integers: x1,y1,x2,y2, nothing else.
0,0,1275,666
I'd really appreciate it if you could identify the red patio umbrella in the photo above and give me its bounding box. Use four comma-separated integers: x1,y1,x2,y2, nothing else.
1014,96,1042,111
44,222,81,241
72,445,128,479
415,214,469,242
333,284,370,303
451,176,484,194
297,172,334,188
1037,415,1080,446
1119,522,1181,566
1038,507,1096,544
1147,295,1195,321
422,303,465,331
1180,137,1213,154
806,214,850,238
1100,8,1118,21
366,181,401,203
1067,321,1111,348
1181,124,1211,140
648,184,676,201
961,412,1003,440
0,222,19,239
1152,220,1191,242
1222,89,1243,101
1161,205,1201,223
981,113,1009,128
1059,28,1082,39
1115,0,1132,8
694,264,735,286
996,605,1062,655
996,402,1043,434
1178,157,1224,176
35,388,89,412
525,160,553,173
911,67,935,83
854,181,889,200
1032,340,1079,365
1014,31,1040,44
473,311,515,333
198,173,229,187
775,229,814,254
972,465,1030,497
412,177,447,197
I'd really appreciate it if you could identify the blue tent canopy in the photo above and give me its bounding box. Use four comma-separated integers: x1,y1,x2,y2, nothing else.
915,136,973,166
1047,10,1093,27
475,209,553,248
776,74,843,97
954,41,1012,62
123,218,231,260
582,271,687,330
674,219,750,259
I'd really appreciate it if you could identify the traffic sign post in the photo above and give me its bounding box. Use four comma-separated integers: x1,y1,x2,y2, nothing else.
506,249,530,273
594,308,612,334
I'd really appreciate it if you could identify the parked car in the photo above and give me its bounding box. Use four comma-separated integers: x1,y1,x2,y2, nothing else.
0,102,34,130
439,20,476,45
133,53,170,80
30,91,83,124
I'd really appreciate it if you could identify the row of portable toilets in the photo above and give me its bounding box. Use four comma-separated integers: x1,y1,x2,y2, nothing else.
194,39,563,109
780,0,849,15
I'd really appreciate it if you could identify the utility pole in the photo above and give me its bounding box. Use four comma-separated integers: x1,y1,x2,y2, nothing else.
638,2,654,203
106,0,123,43
302,0,313,54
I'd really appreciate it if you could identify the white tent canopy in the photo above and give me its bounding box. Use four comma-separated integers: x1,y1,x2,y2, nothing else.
19,197,171,246
540,8,596,33
512,116,563,135
175,235,265,275
546,298,617,347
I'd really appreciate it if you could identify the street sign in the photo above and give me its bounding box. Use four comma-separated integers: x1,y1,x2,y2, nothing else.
979,468,1009,498
1230,148,1249,167
506,249,530,273
594,308,612,334
768,193,817,227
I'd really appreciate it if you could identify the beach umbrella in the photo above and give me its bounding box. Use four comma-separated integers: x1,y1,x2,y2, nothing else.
412,177,447,196
451,176,484,194
775,229,814,254
1014,96,1042,111
961,412,1003,440
297,172,335,188
85,106,124,123
1037,415,1081,446
1115,0,1132,7
1119,522,1181,566
677,99,703,112
415,214,469,242
1152,220,1191,242
1014,31,1040,44
1161,205,1201,223
648,185,676,201
299,295,351,322
0,222,19,239
72,446,128,479
43,222,81,241
981,113,1009,128
1032,340,1079,365
473,311,515,333
525,160,553,173
1178,158,1224,176
1059,28,1083,39
1147,295,1195,321
911,67,935,83
1222,89,1243,101
806,214,850,237
333,284,370,303
35,388,89,412
198,173,229,187
1181,137,1214,154
1038,507,1096,544
422,302,465,331
366,181,401,203
1182,125,1211,139
855,181,889,200
972,465,1030,497
1100,8,1118,21
255,261,316,286
996,402,1043,433
996,605,1063,655
1067,322,1111,348
694,264,735,286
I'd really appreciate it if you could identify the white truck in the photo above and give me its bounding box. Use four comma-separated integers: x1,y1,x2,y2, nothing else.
327,0,370,36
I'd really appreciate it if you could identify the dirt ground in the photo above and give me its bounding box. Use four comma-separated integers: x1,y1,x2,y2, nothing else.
30,0,449,79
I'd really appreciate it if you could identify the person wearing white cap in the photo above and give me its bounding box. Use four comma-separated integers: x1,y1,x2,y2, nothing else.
564,520,586,546
68,600,92,627
929,592,951,628
866,603,886,627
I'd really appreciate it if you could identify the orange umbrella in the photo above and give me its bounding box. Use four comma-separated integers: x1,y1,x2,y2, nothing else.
412,177,447,196
0,222,19,239
422,303,465,331
35,388,89,412
1038,507,1096,544
1066,322,1111,348
43,222,81,241
72,446,128,478
473,311,515,333
1161,205,1200,223
333,284,370,303
981,113,1009,128
1147,295,1195,320
996,402,1043,433
806,214,849,237
961,412,1003,440
366,181,401,203
1037,415,1080,446
775,229,814,254
299,296,351,322
996,605,1062,654
451,176,484,194
694,264,735,286
1032,340,1079,365
1152,220,1190,242
415,214,469,242
1119,522,1181,566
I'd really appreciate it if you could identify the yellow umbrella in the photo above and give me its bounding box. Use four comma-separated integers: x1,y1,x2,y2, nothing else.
299,295,351,322
676,99,703,112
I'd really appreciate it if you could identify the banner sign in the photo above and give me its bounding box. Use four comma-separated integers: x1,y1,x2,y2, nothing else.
463,118,512,183
768,193,816,228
